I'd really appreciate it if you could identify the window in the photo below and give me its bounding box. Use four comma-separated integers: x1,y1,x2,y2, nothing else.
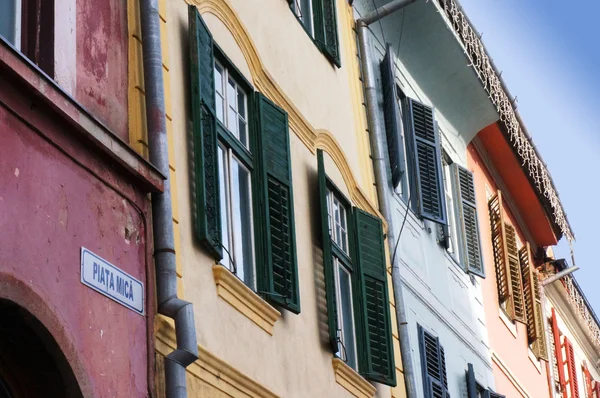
0,0,54,75
519,242,548,360
327,189,357,369
418,325,449,398
466,363,506,398
551,309,580,398
318,149,396,386
289,0,340,67
214,61,255,288
440,154,459,257
190,6,300,313
488,191,525,323
380,46,446,225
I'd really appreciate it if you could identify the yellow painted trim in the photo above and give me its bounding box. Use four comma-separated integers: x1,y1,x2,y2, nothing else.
188,0,383,224
156,317,280,398
332,358,376,398
491,351,531,398
213,264,281,335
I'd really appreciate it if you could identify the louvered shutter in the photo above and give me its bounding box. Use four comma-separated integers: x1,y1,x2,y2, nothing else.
583,362,593,398
317,150,339,352
418,326,449,398
380,44,406,189
552,308,568,394
566,338,580,398
520,243,548,360
466,363,478,398
256,93,300,313
594,381,600,398
453,165,484,277
488,393,506,398
488,192,525,322
505,224,526,323
354,209,396,386
404,98,447,224
189,6,222,259
313,0,340,67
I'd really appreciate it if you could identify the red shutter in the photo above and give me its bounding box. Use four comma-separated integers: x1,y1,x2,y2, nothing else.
583,362,593,398
565,337,580,398
552,308,567,396
594,381,600,398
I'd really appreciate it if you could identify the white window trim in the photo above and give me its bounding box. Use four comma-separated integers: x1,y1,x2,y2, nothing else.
334,258,358,370
214,60,249,148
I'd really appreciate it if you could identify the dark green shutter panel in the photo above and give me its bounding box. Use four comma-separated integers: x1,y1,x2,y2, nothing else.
418,325,449,398
313,0,341,67
256,93,300,314
380,44,406,189
404,98,447,224
453,164,484,277
354,209,396,386
189,5,221,259
317,150,339,352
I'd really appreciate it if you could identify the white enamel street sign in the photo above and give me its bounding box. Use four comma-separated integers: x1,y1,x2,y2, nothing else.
80,247,144,315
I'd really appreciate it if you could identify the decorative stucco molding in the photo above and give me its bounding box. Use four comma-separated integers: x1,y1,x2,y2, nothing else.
561,275,600,352
188,0,383,224
437,0,573,241
332,358,376,398
156,316,280,398
212,264,281,335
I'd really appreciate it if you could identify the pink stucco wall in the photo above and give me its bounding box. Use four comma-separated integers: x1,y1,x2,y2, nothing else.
468,144,551,398
75,0,129,142
0,71,151,397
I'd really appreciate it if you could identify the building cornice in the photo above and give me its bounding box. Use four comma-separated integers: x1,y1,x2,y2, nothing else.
436,0,573,241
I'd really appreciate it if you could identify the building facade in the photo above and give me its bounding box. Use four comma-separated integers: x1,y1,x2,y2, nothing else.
352,0,502,396
127,0,404,396
0,0,161,396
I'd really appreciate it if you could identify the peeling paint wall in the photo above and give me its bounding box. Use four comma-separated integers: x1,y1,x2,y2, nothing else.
74,0,129,141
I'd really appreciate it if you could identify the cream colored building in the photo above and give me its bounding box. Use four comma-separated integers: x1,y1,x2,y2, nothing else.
127,0,406,397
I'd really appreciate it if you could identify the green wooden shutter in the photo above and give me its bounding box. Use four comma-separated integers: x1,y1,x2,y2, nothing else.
418,325,449,398
255,93,300,313
453,164,484,277
354,209,396,386
404,98,447,224
380,44,406,189
313,0,341,67
189,5,222,259
317,149,339,352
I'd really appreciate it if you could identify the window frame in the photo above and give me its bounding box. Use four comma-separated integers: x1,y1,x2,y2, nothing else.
441,152,461,260
326,181,359,371
213,49,260,291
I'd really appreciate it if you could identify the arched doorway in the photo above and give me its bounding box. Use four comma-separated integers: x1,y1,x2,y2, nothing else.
0,300,83,398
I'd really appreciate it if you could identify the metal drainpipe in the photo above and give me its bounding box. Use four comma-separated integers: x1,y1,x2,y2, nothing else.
140,1,199,397
356,1,419,396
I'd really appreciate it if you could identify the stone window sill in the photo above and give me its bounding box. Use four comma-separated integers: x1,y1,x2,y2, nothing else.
332,358,376,398
498,307,518,338
212,264,280,335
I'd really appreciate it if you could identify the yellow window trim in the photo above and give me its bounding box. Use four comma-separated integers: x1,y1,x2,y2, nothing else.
212,264,281,335
156,316,280,398
332,357,376,398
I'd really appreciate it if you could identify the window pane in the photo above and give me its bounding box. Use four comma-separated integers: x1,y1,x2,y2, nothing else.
0,0,20,49
228,105,238,137
338,263,357,370
237,89,248,147
231,157,254,289
214,64,225,123
218,146,232,270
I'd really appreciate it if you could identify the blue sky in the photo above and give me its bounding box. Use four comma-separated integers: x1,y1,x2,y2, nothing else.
457,0,600,310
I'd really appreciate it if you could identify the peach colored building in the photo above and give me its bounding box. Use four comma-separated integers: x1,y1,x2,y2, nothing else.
468,122,568,398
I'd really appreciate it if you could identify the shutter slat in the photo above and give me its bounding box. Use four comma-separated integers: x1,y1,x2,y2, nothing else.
257,94,300,314
189,5,222,259
313,0,340,66
405,99,446,224
355,209,396,386
454,165,484,277
317,150,339,352
380,44,406,189
552,308,567,393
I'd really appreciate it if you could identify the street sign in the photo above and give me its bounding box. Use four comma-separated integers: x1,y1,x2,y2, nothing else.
80,247,144,315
